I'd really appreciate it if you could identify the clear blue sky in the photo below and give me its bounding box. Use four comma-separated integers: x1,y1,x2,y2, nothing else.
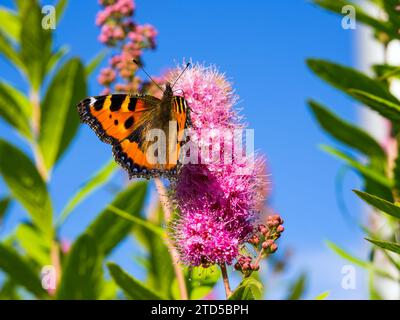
0,0,370,299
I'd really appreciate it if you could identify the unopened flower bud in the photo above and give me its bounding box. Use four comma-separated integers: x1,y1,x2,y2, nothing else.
270,243,278,253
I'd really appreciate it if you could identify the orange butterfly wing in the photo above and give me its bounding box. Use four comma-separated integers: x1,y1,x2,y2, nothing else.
78,93,190,179
112,96,191,178
77,94,159,145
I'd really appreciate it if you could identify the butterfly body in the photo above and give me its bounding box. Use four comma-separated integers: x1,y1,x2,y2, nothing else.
77,83,190,179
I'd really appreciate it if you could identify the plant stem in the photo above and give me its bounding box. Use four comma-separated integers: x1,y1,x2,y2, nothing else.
220,263,232,299
50,240,61,290
154,178,188,300
29,89,48,181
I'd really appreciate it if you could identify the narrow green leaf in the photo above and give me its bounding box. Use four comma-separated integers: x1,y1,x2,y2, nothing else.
309,100,385,160
46,45,69,75
55,0,68,21
312,0,397,39
108,205,164,237
86,50,108,76
132,203,175,298
0,197,11,221
0,243,46,298
286,273,307,300
366,239,400,255
86,181,148,255
19,0,52,90
0,279,21,300
393,138,400,198
39,58,87,170
307,59,398,104
375,64,400,81
321,145,392,188
58,160,117,225
0,6,20,42
15,223,50,266
0,31,24,70
57,234,103,299
326,240,399,281
354,190,400,220
0,81,32,139
229,277,263,300
0,140,53,236
107,262,164,300
349,89,400,122
314,291,330,300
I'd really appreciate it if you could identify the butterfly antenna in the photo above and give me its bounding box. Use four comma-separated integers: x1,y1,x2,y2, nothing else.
171,62,190,88
132,59,163,92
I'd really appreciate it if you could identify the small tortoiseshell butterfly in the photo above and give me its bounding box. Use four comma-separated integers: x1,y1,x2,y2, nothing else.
77,62,191,179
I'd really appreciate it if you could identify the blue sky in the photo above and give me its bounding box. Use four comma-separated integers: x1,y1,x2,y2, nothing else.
0,0,371,299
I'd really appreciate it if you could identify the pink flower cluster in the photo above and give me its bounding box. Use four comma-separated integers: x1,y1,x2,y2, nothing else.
169,64,269,267
96,0,158,94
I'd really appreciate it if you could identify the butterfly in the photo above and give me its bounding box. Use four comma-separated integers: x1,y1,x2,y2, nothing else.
77,63,191,179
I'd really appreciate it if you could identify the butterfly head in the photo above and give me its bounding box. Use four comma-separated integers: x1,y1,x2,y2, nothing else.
163,82,174,99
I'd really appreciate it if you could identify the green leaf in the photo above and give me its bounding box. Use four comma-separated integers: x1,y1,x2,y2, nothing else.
393,138,400,196
0,140,53,237
286,273,307,300
39,58,87,170
46,45,69,75
348,89,400,122
107,262,164,300
309,100,385,160
0,279,21,300
366,238,400,255
15,223,50,266
0,81,32,139
188,266,220,300
58,160,117,225
57,234,103,299
108,205,164,237
132,203,176,298
0,197,11,221
374,64,400,81
0,6,20,42
312,0,397,39
321,145,392,188
98,280,118,300
0,243,46,298
314,291,330,300
0,31,24,70
229,277,263,300
19,0,52,90
326,240,398,281
354,190,400,220
307,59,399,104
382,0,400,30
86,181,148,255
86,50,108,76
55,0,68,21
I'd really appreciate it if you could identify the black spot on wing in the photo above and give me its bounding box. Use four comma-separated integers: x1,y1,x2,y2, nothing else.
128,97,137,111
94,99,104,111
110,94,126,111
124,116,134,129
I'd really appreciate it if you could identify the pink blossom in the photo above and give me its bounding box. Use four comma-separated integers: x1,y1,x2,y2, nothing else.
96,0,157,91
170,63,268,267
